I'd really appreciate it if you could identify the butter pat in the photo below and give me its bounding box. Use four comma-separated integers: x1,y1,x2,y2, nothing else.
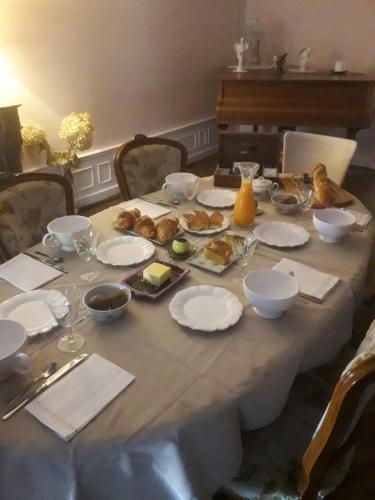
143,262,172,287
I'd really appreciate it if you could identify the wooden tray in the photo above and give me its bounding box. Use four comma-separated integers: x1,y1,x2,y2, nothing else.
279,176,353,208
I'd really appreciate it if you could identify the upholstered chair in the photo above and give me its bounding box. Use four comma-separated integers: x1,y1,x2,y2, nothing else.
282,131,357,186
113,134,188,200
0,172,74,261
217,333,375,499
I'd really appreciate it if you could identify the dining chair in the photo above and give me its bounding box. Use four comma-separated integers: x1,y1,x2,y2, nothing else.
217,344,375,499
282,131,357,185
113,133,188,201
219,131,283,171
0,172,74,261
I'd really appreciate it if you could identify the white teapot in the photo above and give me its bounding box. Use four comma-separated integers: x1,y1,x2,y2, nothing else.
253,177,278,201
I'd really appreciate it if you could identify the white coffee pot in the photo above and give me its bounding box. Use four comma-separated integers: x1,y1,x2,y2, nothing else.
0,319,32,381
42,215,91,252
253,177,279,201
162,173,199,202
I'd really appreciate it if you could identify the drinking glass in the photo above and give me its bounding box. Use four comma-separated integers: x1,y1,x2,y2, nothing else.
238,235,258,274
46,285,85,353
73,228,100,281
298,185,315,213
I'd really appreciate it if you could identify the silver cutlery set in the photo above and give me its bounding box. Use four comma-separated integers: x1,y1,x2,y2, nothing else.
2,353,88,420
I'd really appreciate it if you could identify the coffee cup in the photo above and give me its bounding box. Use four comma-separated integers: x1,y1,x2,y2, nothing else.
0,319,32,381
162,173,199,202
42,215,91,252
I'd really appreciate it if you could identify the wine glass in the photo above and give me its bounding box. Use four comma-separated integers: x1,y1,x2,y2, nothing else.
46,285,85,353
298,185,315,213
238,235,258,274
72,228,100,282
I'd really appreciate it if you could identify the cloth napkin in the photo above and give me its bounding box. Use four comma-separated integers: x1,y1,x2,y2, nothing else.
344,209,372,230
0,254,62,291
120,198,171,219
26,354,135,441
273,258,340,303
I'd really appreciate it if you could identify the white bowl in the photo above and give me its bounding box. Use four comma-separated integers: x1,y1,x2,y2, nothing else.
83,283,131,322
313,208,356,243
271,193,299,215
243,269,299,319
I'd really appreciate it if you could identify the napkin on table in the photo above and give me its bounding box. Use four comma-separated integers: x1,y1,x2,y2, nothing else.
344,209,372,230
119,198,171,219
273,258,340,303
26,354,135,441
0,254,63,291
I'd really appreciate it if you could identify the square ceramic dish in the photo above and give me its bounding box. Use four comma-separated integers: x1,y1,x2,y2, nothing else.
121,259,190,299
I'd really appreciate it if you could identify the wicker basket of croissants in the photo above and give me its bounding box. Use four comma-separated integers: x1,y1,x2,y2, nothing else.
116,208,179,245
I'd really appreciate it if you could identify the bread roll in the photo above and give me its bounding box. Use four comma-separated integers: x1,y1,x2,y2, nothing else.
312,164,333,207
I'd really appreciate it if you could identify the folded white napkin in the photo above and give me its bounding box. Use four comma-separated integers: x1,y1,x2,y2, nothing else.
26,354,135,441
0,254,62,291
273,258,340,302
345,209,372,230
120,198,171,219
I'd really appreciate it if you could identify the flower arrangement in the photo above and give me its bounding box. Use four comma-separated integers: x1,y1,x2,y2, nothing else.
21,112,94,169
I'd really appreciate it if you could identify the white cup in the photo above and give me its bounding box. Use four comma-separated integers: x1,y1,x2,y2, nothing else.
42,215,91,252
0,319,32,381
162,173,199,202
334,61,346,73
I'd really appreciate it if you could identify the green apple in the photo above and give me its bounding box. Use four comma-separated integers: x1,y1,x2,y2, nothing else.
172,237,190,255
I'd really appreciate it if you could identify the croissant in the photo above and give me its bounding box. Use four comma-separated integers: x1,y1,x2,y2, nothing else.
209,211,224,228
312,164,333,207
117,208,141,230
183,210,210,230
156,217,179,244
133,216,156,239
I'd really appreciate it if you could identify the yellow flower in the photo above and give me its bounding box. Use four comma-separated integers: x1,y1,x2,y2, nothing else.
59,112,94,153
21,122,47,147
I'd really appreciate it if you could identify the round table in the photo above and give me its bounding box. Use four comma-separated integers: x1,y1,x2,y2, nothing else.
0,179,373,500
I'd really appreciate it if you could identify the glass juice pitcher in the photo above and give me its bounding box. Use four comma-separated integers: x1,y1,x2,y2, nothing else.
233,162,260,227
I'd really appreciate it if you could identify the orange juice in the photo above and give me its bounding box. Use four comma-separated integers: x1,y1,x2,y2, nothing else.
233,179,255,226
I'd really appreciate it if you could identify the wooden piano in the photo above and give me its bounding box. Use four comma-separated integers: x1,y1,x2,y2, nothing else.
216,68,375,139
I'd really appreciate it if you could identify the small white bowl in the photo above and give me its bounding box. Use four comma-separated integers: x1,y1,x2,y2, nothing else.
83,283,131,322
271,193,299,215
243,269,299,319
313,208,356,244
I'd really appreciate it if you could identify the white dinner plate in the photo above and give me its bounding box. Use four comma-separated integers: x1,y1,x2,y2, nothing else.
0,289,65,337
179,214,230,235
253,222,310,248
197,189,237,208
169,285,243,331
96,236,155,266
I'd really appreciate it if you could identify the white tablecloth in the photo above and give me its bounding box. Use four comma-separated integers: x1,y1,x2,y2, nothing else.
0,178,373,499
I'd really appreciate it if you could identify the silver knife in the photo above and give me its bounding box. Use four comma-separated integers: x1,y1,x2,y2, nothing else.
2,353,88,421
23,252,68,274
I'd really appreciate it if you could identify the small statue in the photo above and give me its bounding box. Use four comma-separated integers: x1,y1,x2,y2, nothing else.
273,53,288,74
299,47,312,72
234,38,249,73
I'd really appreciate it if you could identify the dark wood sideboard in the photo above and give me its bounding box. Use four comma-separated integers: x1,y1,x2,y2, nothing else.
216,69,375,139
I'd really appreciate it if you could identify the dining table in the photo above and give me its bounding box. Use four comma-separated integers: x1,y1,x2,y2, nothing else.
0,176,374,500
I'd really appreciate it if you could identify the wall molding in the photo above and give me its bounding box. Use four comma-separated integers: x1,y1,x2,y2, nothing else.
72,117,218,207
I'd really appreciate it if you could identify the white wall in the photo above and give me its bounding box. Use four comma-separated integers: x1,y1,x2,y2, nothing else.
0,0,240,153
243,0,375,167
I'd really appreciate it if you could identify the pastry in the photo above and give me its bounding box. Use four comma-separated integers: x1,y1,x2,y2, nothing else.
117,208,141,230
183,210,210,231
312,164,334,207
155,217,179,244
223,233,245,252
203,240,233,266
134,216,156,239
209,211,224,228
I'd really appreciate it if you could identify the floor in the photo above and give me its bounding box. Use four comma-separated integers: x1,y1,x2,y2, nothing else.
80,155,375,499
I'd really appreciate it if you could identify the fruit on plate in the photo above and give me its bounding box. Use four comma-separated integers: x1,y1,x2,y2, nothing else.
203,240,233,266
143,262,172,287
172,237,191,255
